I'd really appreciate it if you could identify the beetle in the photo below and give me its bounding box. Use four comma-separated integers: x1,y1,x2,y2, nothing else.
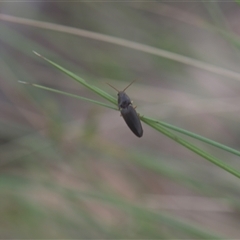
107,81,143,138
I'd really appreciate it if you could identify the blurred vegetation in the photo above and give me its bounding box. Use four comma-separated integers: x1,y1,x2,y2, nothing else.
1,2,240,239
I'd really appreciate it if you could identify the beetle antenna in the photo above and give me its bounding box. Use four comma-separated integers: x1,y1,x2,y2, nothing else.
122,80,136,92
106,83,120,92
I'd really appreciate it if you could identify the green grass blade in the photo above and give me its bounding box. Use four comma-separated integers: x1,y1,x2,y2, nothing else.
144,116,240,157
18,81,117,110
141,117,240,179
33,51,117,105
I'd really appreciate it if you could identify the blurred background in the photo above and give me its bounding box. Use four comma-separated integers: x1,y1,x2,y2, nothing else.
1,1,240,238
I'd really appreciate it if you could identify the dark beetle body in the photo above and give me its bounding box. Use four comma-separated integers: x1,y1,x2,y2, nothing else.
107,81,143,138
117,91,143,137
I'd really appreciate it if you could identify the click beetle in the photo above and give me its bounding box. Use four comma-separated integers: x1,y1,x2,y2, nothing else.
107,81,143,138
